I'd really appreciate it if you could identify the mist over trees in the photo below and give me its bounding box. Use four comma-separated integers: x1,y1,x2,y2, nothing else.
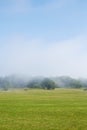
52,76,83,88
41,78,58,90
27,78,42,89
0,75,87,90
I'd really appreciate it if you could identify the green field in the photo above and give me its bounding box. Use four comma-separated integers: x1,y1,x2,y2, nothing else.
0,89,87,130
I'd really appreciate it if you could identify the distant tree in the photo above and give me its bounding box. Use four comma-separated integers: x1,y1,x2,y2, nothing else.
70,80,82,88
83,88,87,91
24,88,28,91
3,87,8,91
27,80,41,89
41,78,57,90
53,76,83,88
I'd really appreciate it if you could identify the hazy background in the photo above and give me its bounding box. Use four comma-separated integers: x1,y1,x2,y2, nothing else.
0,0,87,78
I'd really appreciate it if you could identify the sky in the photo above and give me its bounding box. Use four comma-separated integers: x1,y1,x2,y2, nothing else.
0,0,87,78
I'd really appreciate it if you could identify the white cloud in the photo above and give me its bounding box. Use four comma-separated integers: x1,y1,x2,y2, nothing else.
0,35,87,78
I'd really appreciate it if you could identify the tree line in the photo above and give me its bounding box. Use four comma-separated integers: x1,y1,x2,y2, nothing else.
0,76,87,90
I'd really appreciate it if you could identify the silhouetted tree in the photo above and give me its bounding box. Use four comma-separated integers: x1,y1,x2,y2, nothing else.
41,78,57,90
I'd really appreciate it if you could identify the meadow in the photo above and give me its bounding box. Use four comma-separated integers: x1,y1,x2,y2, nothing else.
0,89,87,130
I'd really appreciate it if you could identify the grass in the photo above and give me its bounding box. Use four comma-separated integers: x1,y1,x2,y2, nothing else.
0,89,87,130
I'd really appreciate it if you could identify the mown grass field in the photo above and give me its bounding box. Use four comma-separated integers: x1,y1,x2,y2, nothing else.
0,89,87,130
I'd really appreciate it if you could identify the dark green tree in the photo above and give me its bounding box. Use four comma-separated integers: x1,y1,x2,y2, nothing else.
41,78,57,90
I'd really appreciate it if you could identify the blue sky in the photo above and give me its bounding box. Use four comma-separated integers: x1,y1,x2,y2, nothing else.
0,0,87,78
